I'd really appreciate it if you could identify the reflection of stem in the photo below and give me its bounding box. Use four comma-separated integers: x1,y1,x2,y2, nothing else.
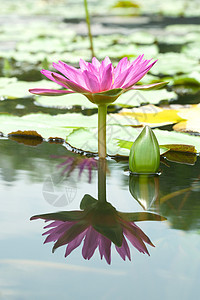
84,0,95,58
178,190,190,211
160,187,191,204
98,104,107,159
98,158,107,203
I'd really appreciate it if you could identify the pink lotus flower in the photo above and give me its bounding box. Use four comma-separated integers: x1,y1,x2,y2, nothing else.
29,55,166,105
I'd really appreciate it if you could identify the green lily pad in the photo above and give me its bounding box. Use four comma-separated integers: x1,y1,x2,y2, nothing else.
151,53,198,76
1,110,198,157
35,88,175,109
97,44,159,60
0,79,59,99
0,114,74,140
115,89,177,107
166,24,200,34
0,112,141,146
0,50,88,65
182,42,200,60
0,77,18,88
117,128,200,154
166,72,200,87
128,31,155,44
35,94,97,109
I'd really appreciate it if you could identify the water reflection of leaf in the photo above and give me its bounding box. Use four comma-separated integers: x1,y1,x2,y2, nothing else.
157,175,200,231
31,196,165,264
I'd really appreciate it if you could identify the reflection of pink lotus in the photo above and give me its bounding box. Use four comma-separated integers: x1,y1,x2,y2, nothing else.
54,156,98,183
39,217,154,264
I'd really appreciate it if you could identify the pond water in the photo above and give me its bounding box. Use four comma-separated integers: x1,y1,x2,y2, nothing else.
0,137,200,300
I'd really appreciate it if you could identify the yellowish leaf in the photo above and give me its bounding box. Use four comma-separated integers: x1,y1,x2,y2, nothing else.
160,144,197,153
164,151,197,165
119,105,185,127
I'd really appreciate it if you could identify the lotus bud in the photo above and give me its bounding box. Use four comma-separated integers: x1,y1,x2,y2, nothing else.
129,126,160,174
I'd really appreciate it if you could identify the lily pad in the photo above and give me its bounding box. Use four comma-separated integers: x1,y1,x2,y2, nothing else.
167,72,200,87
0,114,74,139
115,89,177,107
35,88,176,109
35,94,97,109
166,24,200,34
173,120,200,135
97,44,159,60
0,79,58,99
182,42,200,60
118,104,184,127
117,128,200,154
66,126,135,156
150,53,198,76
0,112,140,145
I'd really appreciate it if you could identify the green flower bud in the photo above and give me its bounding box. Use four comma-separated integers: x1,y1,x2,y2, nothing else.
129,126,160,174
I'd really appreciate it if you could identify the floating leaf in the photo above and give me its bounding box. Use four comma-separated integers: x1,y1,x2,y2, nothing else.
160,144,197,153
36,88,175,109
117,128,200,155
114,89,177,108
164,151,197,165
169,72,200,87
8,130,43,146
119,104,183,127
0,114,74,139
0,79,58,99
150,53,198,76
173,104,200,134
182,42,200,60
173,120,200,135
112,1,140,8
36,94,96,109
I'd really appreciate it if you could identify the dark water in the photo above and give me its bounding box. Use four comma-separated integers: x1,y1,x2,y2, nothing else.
0,137,200,300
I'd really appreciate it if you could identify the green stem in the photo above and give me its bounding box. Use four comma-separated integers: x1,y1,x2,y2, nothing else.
84,0,95,58
98,104,107,159
98,158,107,203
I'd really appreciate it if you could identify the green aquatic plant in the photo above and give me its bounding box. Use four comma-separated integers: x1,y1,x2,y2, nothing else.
29,56,166,158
